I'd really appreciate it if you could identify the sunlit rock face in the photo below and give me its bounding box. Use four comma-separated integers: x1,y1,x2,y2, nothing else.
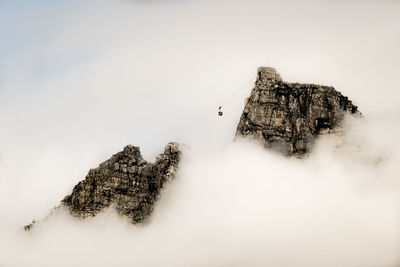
236,67,360,156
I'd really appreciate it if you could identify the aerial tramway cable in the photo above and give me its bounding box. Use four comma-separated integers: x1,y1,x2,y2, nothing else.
174,75,257,142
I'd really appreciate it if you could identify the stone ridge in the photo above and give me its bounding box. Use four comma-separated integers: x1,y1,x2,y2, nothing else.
24,142,181,230
61,142,181,223
236,67,360,156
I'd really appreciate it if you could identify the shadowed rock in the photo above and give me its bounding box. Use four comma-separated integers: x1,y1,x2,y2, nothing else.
236,67,360,156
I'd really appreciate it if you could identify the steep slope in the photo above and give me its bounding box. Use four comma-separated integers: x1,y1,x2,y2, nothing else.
236,67,360,156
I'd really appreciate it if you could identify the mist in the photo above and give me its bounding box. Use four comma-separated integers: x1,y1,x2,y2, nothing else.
1,0,400,266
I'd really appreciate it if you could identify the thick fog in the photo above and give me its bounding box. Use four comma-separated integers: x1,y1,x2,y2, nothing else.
1,0,400,266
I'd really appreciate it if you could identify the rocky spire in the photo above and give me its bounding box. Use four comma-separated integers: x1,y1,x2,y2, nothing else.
236,67,360,156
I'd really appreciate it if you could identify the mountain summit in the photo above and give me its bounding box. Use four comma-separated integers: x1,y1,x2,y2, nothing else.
236,67,360,155
25,67,360,230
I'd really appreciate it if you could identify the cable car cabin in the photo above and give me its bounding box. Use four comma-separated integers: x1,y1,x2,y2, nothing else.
218,106,223,116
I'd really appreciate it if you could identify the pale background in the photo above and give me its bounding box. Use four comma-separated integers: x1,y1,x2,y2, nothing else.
0,0,399,266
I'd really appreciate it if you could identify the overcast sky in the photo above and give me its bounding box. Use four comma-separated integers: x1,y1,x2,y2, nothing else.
0,1,400,265
1,0,400,219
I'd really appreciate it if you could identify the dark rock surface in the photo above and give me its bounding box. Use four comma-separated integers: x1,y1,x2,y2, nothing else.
236,67,360,156
25,142,180,230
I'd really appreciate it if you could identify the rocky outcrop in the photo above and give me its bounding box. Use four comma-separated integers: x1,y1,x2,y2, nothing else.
236,67,360,156
62,142,180,223
25,142,180,230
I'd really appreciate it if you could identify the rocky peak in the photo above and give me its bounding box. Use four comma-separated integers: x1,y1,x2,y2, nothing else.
61,142,180,223
236,67,360,156
25,67,362,230
25,142,181,230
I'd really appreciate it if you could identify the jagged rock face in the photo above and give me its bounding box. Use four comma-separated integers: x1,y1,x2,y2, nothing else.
61,142,180,223
236,67,360,155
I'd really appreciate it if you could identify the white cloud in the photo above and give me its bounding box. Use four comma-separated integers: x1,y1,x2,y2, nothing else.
0,0,399,266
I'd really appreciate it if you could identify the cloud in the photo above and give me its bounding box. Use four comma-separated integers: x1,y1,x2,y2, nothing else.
1,119,400,266
0,0,400,266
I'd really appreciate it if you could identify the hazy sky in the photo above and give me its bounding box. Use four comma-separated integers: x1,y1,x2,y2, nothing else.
1,0,400,266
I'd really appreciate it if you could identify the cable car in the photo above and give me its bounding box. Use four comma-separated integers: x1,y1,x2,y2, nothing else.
218,106,223,116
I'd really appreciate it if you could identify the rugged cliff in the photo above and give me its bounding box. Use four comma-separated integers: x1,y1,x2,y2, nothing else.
236,67,360,156
25,67,361,230
25,142,180,230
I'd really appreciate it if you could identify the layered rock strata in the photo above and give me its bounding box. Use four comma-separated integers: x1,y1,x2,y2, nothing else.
236,67,360,155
